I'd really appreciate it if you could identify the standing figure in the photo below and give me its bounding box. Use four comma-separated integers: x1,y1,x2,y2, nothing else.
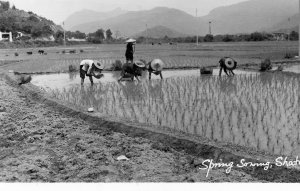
125,38,136,65
80,59,104,85
219,57,237,76
147,59,164,80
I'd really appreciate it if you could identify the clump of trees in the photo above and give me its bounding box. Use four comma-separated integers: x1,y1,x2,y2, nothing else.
0,1,59,40
86,29,115,43
87,29,105,43
136,31,299,44
289,31,299,41
0,1,10,12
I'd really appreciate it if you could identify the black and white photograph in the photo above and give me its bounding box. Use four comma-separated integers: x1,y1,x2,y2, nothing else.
0,0,299,188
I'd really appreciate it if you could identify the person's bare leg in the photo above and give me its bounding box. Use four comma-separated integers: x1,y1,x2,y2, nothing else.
118,65,126,82
219,68,223,76
89,76,94,85
118,71,124,82
149,71,152,80
224,68,230,76
135,75,140,82
81,78,84,85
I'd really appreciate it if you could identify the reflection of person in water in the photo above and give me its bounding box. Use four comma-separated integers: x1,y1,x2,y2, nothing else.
148,81,163,101
118,81,144,101
69,72,78,80
219,76,237,95
79,85,98,109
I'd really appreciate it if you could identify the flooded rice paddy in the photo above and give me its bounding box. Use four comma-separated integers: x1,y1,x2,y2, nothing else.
283,64,300,74
32,68,300,156
31,69,256,91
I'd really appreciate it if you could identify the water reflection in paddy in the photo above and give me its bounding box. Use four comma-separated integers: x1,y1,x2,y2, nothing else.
283,64,300,74
33,69,299,156
31,69,257,91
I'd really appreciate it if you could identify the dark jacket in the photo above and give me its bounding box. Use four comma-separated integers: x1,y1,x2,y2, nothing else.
125,43,134,59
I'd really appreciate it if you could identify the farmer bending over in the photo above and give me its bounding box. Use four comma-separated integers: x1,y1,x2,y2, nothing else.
80,59,104,85
219,57,237,76
118,60,145,82
148,59,164,80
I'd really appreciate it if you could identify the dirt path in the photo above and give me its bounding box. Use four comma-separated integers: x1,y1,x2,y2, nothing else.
0,73,264,182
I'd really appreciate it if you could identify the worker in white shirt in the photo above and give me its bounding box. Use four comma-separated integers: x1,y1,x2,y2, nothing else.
80,59,104,85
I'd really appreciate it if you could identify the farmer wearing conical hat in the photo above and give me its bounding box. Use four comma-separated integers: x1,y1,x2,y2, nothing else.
147,59,164,80
219,57,237,76
118,39,145,82
118,60,145,82
80,59,104,85
125,38,136,65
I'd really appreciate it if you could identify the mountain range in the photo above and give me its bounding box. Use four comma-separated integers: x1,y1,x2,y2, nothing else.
64,0,299,37
133,25,187,38
64,8,127,30
68,7,207,37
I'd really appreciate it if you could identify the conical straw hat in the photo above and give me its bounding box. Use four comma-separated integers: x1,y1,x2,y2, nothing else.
125,38,136,43
224,57,237,70
94,60,105,70
150,59,164,71
134,60,146,68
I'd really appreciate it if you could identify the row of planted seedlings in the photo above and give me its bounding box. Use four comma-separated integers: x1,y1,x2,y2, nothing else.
49,73,300,156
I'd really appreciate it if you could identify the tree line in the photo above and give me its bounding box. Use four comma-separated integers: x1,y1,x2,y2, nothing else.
136,31,299,44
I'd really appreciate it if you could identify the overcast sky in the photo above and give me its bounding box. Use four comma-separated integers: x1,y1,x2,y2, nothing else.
8,0,249,24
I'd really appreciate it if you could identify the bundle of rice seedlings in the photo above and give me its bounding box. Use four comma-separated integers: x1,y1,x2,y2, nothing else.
111,60,123,71
200,67,213,75
68,64,78,72
260,58,272,71
18,74,32,85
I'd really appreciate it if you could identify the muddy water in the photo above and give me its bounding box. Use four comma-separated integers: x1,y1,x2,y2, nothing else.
31,69,257,91
32,69,299,156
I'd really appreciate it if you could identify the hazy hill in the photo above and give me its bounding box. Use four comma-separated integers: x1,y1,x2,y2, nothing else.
268,13,299,33
70,7,206,36
202,0,298,34
66,0,299,36
64,8,127,30
133,25,187,38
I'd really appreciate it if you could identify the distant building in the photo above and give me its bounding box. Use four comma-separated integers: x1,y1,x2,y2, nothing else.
67,37,86,42
272,32,288,41
0,31,13,42
35,35,55,41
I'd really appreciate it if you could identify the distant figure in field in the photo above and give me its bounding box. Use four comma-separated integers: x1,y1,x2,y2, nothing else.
118,38,143,82
38,50,45,54
125,38,136,65
147,59,164,80
219,57,237,76
80,59,104,85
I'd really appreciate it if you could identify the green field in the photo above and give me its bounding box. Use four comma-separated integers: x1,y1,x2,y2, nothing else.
0,41,298,73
